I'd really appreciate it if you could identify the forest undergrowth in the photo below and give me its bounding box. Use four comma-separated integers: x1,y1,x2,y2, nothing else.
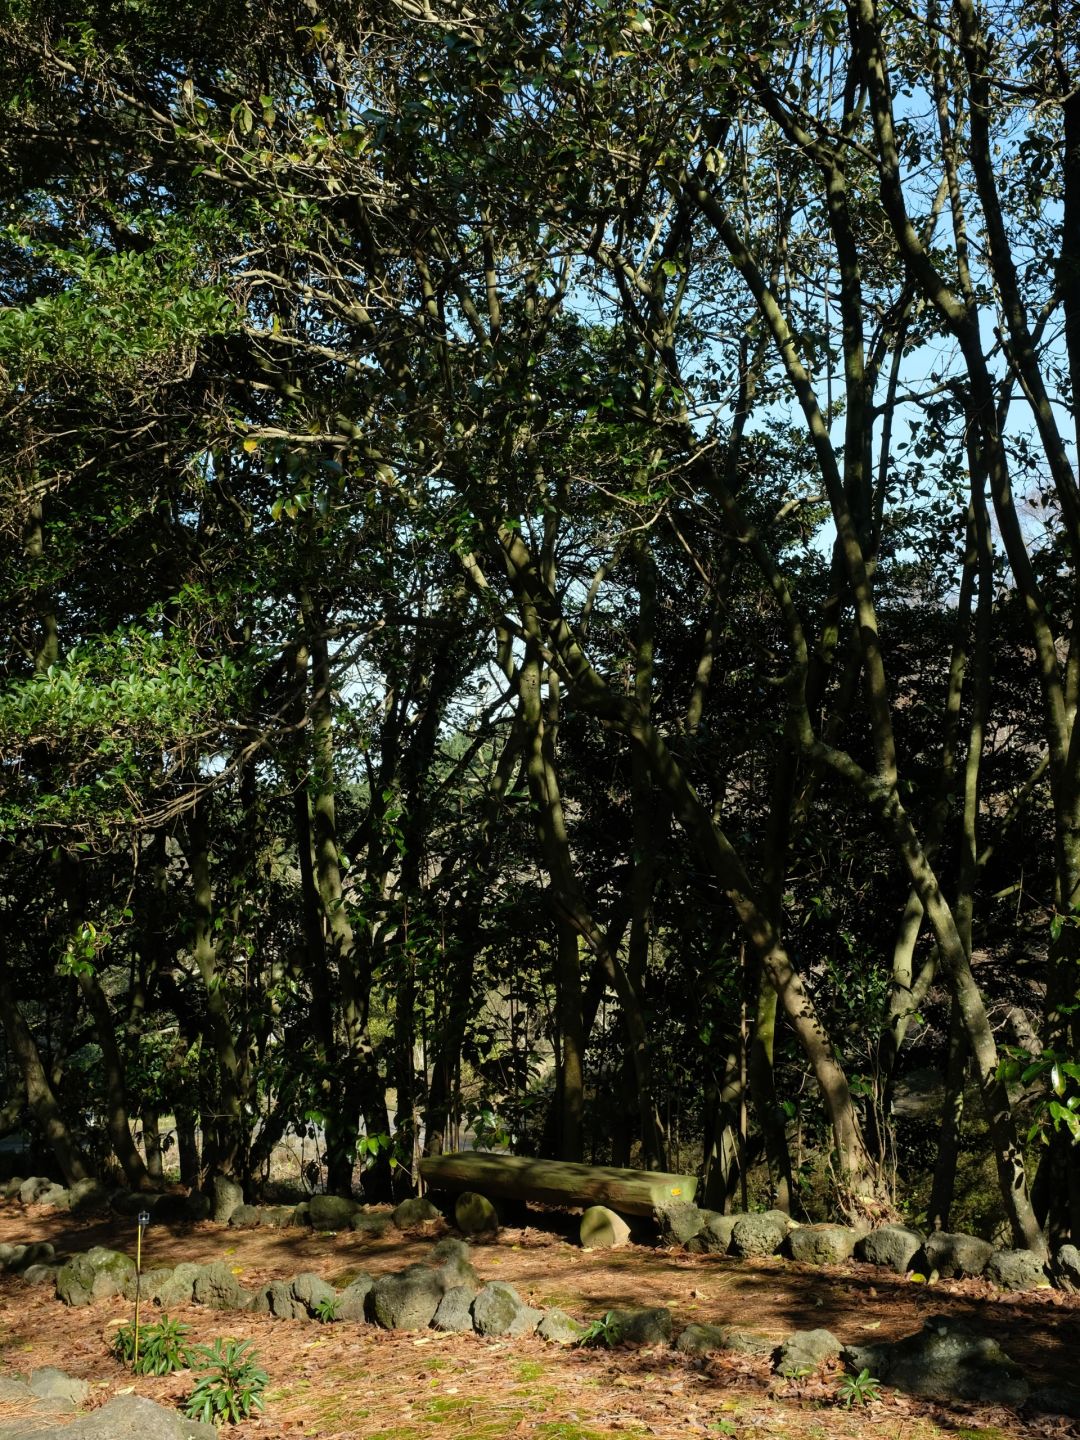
1,1205,1077,1440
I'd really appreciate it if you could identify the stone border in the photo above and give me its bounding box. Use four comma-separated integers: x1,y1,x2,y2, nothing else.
3,1229,1080,1419
653,1203,1075,1295
4,1179,1076,1295
0,1175,443,1234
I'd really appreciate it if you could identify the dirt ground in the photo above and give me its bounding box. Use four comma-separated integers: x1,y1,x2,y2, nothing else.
2,1201,1079,1440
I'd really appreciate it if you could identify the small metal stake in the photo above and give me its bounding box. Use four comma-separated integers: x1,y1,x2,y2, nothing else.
133,1211,150,1367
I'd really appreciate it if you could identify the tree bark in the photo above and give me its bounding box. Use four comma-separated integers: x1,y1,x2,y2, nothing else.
747,962,793,1214
489,524,878,1204
421,1150,696,1216
142,1109,164,1183
928,998,967,1232
304,591,390,1196
76,967,149,1188
0,962,89,1184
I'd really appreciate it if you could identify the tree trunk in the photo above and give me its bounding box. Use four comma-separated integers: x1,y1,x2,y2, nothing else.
304,592,390,1195
76,968,149,1188
420,1150,696,1216
142,1109,164,1183
175,1106,201,1191
425,709,521,1158
0,963,89,1184
747,963,793,1214
185,828,246,1180
927,998,967,1232
493,525,877,1204
554,920,585,1162
701,1038,745,1212
0,1080,26,1138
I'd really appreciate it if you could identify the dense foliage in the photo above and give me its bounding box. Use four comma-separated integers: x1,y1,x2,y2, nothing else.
1,0,1078,1247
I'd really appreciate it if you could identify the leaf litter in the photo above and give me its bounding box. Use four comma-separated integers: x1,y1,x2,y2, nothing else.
1,1204,1078,1440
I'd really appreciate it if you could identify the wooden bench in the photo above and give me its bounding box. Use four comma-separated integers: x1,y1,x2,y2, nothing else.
418,1151,698,1245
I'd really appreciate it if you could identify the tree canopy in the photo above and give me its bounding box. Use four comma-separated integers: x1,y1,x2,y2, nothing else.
1,0,1078,1248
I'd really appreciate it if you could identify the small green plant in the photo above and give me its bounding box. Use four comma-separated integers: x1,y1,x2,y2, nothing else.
835,1368,882,1408
314,1295,340,1323
184,1338,267,1426
112,1314,190,1376
576,1311,621,1348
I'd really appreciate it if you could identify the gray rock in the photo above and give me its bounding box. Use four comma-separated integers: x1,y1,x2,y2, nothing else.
151,1194,196,1224
0,1243,27,1272
787,1224,861,1266
28,1368,88,1407
431,1237,471,1266
731,1211,789,1258
109,1188,193,1223
350,1212,391,1237
392,1196,442,1229
162,1262,201,1305
856,1224,926,1273
336,1273,374,1321
984,1248,1049,1291
17,1177,53,1205
0,1420,57,1438
717,1327,774,1356
184,1192,212,1222
248,1279,306,1319
432,1240,479,1289
209,1175,244,1225
35,1184,70,1209
925,1231,994,1279
774,1329,842,1374
20,1264,59,1287
1030,1382,1080,1417
843,1315,1029,1406
608,1306,674,1345
261,1205,298,1228
290,1271,338,1316
122,1266,185,1306
674,1323,771,1357
293,1200,311,1225
471,1282,542,1338
56,1248,135,1306
432,1284,477,1332
674,1323,730,1357
1053,1243,1080,1293
227,1204,263,1228
1,1177,25,1199
655,1202,705,1247
536,1309,587,1345
67,1178,109,1213
370,1264,446,1330
4,1242,55,1275
309,1194,360,1231
110,1189,149,1217
191,1260,245,1309
0,1378,33,1403
686,1213,738,1254
260,1285,308,1319
9,1393,216,1439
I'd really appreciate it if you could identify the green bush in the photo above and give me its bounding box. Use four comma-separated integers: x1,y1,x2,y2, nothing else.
835,1368,882,1408
184,1338,267,1427
111,1315,189,1376
576,1311,621,1348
